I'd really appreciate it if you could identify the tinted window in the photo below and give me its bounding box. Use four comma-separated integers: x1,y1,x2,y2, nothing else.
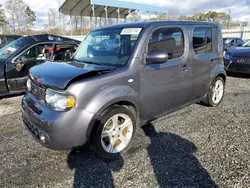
193,27,212,55
53,44,78,61
148,28,184,60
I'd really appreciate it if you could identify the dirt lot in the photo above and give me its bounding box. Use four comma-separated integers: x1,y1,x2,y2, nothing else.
0,75,250,188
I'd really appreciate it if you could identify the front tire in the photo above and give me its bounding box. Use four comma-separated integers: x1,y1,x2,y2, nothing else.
90,106,137,160
202,77,225,107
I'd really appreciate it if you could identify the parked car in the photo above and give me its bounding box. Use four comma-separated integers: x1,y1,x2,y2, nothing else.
223,40,250,74
22,21,226,159
223,37,244,54
0,35,23,49
0,34,80,95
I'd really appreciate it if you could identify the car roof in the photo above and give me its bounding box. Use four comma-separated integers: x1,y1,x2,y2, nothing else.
97,21,220,30
30,34,78,42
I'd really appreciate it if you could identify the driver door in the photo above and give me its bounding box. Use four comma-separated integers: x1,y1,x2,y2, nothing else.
6,43,52,92
140,27,192,119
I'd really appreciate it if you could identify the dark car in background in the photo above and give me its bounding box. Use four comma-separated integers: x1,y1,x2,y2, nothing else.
0,35,23,49
224,40,250,74
223,37,244,54
0,34,80,96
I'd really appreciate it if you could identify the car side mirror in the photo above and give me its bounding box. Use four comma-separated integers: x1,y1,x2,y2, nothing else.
147,50,168,64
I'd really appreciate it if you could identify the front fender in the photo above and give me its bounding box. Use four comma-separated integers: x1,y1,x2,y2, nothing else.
85,85,141,115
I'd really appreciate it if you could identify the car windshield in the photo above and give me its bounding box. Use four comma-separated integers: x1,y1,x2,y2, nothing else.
74,28,142,67
223,38,231,44
0,38,25,60
242,40,250,47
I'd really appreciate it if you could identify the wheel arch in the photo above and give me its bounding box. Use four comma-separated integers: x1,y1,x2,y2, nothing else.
210,64,227,82
86,99,141,141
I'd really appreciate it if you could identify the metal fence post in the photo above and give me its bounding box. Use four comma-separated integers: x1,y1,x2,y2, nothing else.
240,26,244,39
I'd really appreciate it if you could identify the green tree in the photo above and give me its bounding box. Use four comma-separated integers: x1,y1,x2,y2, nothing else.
25,6,36,30
0,6,8,33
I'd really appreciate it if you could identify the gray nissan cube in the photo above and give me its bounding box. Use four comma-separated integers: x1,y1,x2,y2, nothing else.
22,21,226,159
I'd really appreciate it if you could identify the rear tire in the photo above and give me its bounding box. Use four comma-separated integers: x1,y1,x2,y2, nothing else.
202,77,225,107
90,106,137,160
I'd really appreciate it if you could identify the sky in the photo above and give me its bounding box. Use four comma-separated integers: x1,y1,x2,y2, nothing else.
0,0,249,30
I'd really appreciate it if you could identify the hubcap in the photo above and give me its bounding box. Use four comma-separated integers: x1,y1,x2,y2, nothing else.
101,113,133,153
211,80,224,104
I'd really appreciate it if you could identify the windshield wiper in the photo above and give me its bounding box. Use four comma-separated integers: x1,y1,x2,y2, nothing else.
73,58,104,66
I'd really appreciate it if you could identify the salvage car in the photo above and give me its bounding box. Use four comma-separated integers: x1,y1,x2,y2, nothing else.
224,40,250,74
0,35,23,49
0,34,80,95
22,21,226,159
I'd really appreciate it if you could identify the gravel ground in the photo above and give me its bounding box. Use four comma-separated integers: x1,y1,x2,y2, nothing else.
0,75,250,188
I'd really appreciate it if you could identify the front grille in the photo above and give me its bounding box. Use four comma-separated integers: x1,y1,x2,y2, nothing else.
31,81,46,100
232,57,250,64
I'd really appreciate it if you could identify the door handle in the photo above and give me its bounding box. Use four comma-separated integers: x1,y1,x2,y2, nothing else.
181,64,189,71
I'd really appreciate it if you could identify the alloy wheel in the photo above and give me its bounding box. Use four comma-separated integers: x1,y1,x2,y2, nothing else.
101,113,133,153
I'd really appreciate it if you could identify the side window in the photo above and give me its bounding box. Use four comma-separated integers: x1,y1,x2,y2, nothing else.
193,27,212,55
53,44,78,61
18,44,52,62
148,28,184,60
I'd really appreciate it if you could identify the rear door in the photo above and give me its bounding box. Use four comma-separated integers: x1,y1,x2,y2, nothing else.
6,43,53,92
191,26,217,100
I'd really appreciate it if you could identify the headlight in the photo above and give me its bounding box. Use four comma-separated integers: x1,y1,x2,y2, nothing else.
26,79,31,91
224,53,231,60
45,89,76,111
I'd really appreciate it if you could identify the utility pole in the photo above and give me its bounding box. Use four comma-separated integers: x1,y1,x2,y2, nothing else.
227,9,231,29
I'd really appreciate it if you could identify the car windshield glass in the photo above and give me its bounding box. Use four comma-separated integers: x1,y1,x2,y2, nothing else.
74,28,142,67
223,38,231,44
0,38,25,60
243,40,250,47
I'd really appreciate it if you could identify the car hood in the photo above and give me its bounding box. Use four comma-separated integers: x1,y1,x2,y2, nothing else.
228,47,250,58
30,61,115,89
